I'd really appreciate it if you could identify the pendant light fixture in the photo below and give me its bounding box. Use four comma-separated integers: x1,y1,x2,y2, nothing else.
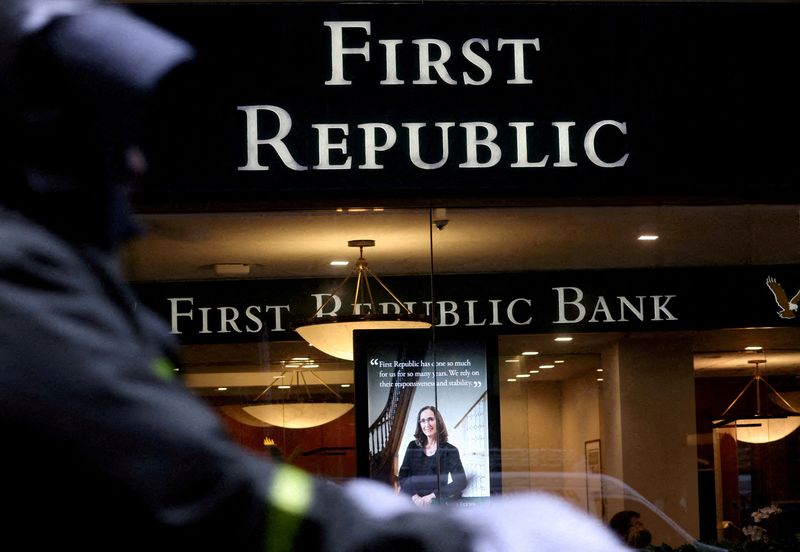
713,359,800,444
294,239,432,361
239,364,354,429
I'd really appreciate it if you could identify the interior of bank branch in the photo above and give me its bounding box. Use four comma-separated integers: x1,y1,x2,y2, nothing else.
122,203,800,549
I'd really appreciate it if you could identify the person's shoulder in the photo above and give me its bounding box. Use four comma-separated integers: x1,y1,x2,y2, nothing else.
0,210,92,303
441,442,460,451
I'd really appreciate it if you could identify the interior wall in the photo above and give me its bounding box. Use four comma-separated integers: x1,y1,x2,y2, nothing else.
607,337,701,547
499,375,531,491
562,375,602,510
498,363,604,514
499,333,701,546
601,342,624,521
220,408,357,479
526,381,564,474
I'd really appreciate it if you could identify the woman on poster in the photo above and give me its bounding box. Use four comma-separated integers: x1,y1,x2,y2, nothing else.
398,405,467,506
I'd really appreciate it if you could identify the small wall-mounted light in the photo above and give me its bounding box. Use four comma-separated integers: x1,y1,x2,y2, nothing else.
214,263,251,276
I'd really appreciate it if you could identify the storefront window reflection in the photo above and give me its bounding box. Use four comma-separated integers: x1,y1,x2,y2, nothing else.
124,204,800,550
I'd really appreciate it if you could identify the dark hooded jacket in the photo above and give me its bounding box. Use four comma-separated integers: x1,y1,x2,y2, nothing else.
0,3,476,551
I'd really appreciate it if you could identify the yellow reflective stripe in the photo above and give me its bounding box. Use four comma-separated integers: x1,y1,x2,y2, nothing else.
270,464,313,515
264,464,314,552
151,357,176,381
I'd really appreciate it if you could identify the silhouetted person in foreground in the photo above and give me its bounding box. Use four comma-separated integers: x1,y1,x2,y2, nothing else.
0,2,633,551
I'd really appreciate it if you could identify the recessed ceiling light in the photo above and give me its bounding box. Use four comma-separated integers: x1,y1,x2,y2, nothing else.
278,385,291,389
507,378,517,382
596,378,604,382
745,346,763,351
529,370,540,374
284,364,300,368
596,368,604,372
217,387,228,391
505,358,520,363
554,360,565,364
638,234,659,241
292,357,310,361
340,384,351,388
516,373,531,378
554,336,573,342
522,351,539,356
539,364,555,369
302,364,319,368
330,260,349,266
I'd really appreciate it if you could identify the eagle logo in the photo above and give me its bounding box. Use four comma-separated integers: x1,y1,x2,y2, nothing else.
766,276,800,319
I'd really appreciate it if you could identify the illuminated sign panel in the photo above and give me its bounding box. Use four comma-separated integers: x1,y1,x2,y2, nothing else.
353,330,496,503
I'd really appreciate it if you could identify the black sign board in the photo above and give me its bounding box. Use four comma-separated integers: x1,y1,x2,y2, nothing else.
127,2,800,208
133,265,800,345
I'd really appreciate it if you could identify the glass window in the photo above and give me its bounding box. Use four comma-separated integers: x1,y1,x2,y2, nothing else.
124,203,800,550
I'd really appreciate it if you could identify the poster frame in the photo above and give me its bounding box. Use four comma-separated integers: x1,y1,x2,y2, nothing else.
584,438,604,516
353,328,501,498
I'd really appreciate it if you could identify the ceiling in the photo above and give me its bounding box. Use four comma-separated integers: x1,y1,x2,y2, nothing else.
121,203,800,393
123,204,800,280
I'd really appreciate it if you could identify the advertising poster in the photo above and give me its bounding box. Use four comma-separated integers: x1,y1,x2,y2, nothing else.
354,329,493,507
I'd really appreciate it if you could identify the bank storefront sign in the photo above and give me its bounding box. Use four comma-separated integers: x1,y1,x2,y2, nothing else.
132,2,800,206
236,18,629,174
133,266,798,345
